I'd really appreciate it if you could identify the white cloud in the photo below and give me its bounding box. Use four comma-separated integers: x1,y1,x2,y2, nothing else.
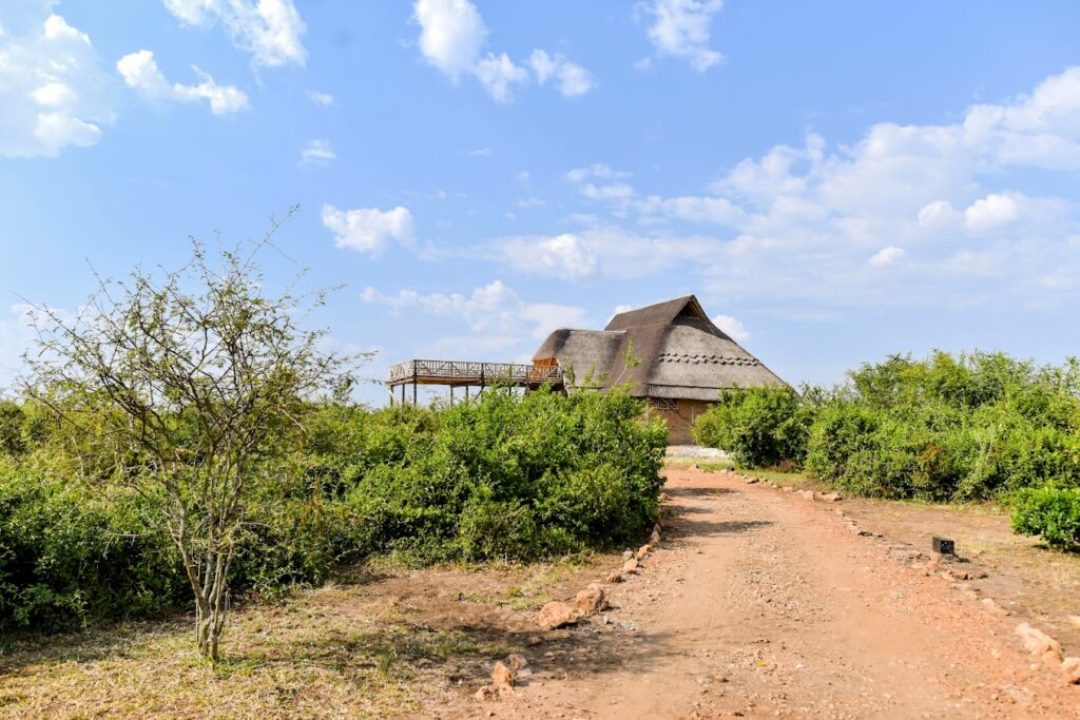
299,139,335,167
963,192,1021,232
565,164,636,203
117,50,249,114
306,89,334,106
494,233,598,280
917,200,961,229
163,0,307,68
413,0,487,80
640,0,725,72
361,280,587,349
472,52,529,103
518,67,1080,310
528,49,594,98
323,204,414,254
412,0,592,101
712,314,748,342
868,246,906,268
0,11,113,158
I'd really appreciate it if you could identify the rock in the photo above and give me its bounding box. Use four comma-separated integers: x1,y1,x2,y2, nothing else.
1062,657,1080,685
622,549,634,560
538,601,580,631
798,489,815,501
650,529,661,545
606,570,623,584
574,585,606,615
526,635,543,646
782,486,795,493
1068,615,1080,629
653,521,663,533
659,492,671,502
745,476,759,484
491,660,514,688
506,654,529,673
474,685,496,701
623,558,640,574
636,544,653,560
981,598,1010,617
1015,622,1063,664
820,491,843,502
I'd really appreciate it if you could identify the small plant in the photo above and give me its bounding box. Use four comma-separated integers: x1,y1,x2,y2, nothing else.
1010,487,1080,551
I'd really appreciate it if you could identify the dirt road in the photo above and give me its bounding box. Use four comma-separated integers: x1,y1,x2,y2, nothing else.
473,465,1080,719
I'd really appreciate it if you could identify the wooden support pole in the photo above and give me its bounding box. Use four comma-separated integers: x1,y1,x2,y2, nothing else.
450,386,455,405
413,381,417,406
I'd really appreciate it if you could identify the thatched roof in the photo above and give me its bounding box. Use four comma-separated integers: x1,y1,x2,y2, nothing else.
533,295,786,400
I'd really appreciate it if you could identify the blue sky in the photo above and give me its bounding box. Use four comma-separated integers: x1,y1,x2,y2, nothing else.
2,0,1080,405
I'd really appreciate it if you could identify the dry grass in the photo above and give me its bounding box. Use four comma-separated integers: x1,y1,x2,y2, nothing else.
0,556,615,720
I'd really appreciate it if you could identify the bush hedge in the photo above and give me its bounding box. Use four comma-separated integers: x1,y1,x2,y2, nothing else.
1010,487,1080,551
692,352,1080,549
0,386,666,631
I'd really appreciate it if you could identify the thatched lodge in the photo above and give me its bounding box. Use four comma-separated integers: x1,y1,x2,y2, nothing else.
531,295,787,443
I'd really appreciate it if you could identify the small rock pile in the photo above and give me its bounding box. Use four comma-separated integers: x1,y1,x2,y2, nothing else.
1015,623,1080,685
474,654,531,700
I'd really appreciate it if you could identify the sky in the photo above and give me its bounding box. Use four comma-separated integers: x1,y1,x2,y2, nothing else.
2,0,1080,405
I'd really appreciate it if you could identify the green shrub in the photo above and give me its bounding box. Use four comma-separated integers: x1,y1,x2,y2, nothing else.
693,386,810,468
1011,487,1080,551
804,352,1080,501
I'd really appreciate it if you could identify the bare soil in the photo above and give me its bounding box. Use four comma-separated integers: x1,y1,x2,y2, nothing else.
2,464,1078,719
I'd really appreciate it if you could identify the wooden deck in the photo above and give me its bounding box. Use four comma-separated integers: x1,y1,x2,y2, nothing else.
387,359,563,389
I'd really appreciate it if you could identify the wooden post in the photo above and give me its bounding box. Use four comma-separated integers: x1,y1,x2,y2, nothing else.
450,386,455,405
413,382,417,406
465,385,470,402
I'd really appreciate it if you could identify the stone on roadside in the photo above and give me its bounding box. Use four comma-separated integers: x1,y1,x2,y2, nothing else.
491,661,514,688
623,558,639,575
782,486,794,493
636,544,653,560
474,685,496,701
574,585,607,616
798,489,815,501
650,529,661,545
745,476,759,484
623,549,634,560
1062,657,1080,685
1015,623,1063,665
538,601,580,631
606,570,623,584
506,654,529,673
820,491,842,501
1068,615,1080,629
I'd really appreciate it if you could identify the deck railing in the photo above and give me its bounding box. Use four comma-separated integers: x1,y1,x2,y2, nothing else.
387,359,563,386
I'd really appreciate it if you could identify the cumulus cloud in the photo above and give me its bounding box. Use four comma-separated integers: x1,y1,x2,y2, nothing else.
712,314,749,342
0,11,113,158
117,50,250,114
494,233,598,280
502,68,1080,310
528,49,594,98
361,280,587,345
299,139,335,167
322,204,414,254
412,0,592,102
163,0,307,68
639,0,725,72
963,192,1022,232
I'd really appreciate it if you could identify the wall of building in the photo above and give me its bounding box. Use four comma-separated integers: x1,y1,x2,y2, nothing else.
648,398,714,445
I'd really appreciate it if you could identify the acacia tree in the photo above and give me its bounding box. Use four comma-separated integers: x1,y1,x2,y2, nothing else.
25,231,350,662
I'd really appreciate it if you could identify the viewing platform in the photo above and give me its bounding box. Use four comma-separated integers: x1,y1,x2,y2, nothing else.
386,359,563,403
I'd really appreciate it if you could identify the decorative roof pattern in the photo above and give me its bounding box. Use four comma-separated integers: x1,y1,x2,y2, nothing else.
656,353,762,366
